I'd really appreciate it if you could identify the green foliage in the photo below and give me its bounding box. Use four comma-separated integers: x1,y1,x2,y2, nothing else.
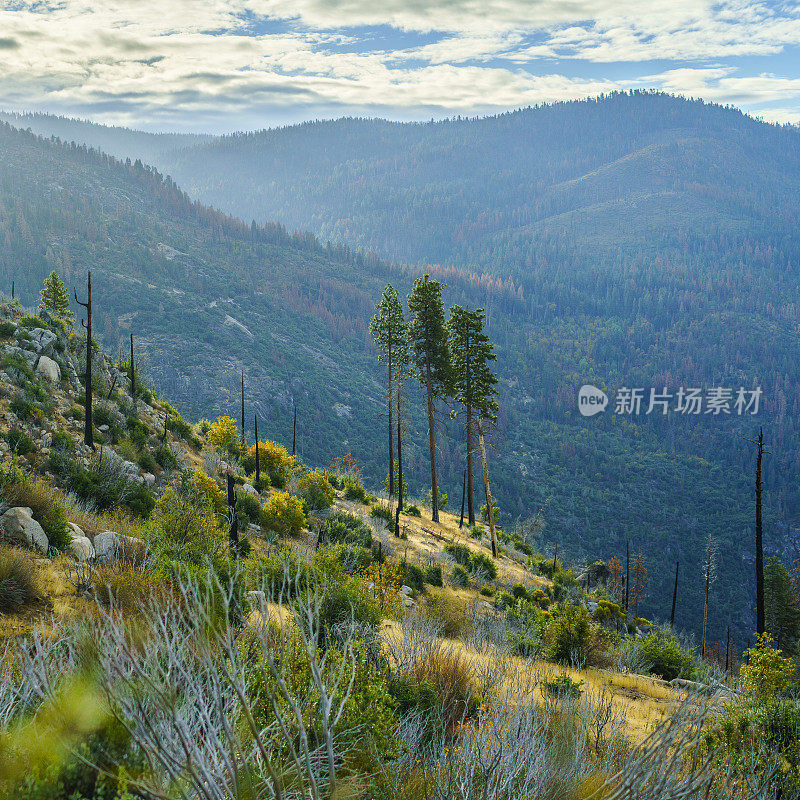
740,633,797,703
318,511,373,549
0,321,15,338
92,405,115,428
38,270,73,328
19,314,49,330
2,478,72,551
4,426,34,455
404,503,421,517
444,542,497,579
125,416,148,449
235,490,263,526
293,470,335,511
369,502,391,522
425,564,443,587
469,525,483,539
631,629,694,681
0,549,39,612
765,556,800,654
450,564,469,587
343,477,367,503
542,674,583,698
545,602,591,665
480,502,500,524
50,431,74,452
9,396,33,420
261,492,306,536
399,561,425,593
137,451,156,473
427,486,447,511
153,443,177,471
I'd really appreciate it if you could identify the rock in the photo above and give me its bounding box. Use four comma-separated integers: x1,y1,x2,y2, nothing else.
242,483,258,496
141,472,156,487
400,585,414,596
402,595,417,609
28,328,57,354
577,560,612,590
246,523,261,537
0,507,49,553
93,530,121,561
67,523,94,561
98,424,110,432
120,535,146,559
586,599,598,613
247,590,267,612
36,355,61,383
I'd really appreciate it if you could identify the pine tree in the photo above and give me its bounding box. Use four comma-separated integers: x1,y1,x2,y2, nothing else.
370,285,407,499
765,556,800,653
448,306,498,530
407,275,450,523
39,270,74,327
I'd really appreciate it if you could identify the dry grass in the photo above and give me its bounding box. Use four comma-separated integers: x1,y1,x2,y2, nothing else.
0,546,40,613
421,587,474,639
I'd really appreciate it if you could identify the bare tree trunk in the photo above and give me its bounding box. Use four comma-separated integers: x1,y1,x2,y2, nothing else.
670,560,679,629
466,404,475,525
702,539,712,659
74,271,93,448
394,381,403,538
459,468,466,529
477,419,497,558
425,358,439,523
227,472,239,553
130,332,136,409
255,415,260,487
387,352,394,497
755,427,765,635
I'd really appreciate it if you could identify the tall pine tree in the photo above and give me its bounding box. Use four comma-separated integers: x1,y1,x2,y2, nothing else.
448,306,499,553
407,275,450,523
39,270,74,328
370,285,407,499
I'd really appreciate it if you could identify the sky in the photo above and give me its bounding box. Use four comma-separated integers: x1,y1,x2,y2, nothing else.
0,0,799,132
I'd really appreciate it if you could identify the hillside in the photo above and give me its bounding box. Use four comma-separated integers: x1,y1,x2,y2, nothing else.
0,99,798,648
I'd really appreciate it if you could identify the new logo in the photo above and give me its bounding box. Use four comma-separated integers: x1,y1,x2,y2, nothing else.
577,384,608,417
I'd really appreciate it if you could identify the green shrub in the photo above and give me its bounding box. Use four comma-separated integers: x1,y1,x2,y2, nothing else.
469,525,483,539
495,590,515,611
93,405,115,427
124,483,156,518
451,564,469,587
4,426,34,455
444,542,471,566
138,451,157,473
261,492,306,536
10,396,33,420
0,321,15,338
19,314,49,330
425,564,443,587
329,542,374,574
542,673,583,698
126,415,149,449
1,479,71,551
50,430,74,452
69,404,84,420
0,548,39,612
511,583,530,601
369,502,391,522
166,415,193,440
319,511,373,549
632,629,694,681
154,443,178,471
246,549,304,597
468,551,497,580
404,504,421,517
428,487,447,510
479,584,494,596
235,490,263,525
546,602,591,665
294,470,335,510
343,478,367,503
400,561,425,593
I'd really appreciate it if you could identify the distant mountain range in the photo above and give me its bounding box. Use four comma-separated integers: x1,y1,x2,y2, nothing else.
2,92,800,647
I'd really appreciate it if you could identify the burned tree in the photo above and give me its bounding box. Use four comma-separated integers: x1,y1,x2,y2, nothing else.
74,270,93,448
745,428,769,635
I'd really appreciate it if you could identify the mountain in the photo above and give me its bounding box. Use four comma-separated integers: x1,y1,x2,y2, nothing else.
2,94,799,648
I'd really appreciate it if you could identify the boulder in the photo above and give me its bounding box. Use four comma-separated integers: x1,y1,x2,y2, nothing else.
400,585,414,596
0,507,49,553
93,530,121,561
141,472,156,488
36,355,61,383
28,327,57,354
402,595,417,609
577,560,612,590
242,483,258,496
67,523,94,561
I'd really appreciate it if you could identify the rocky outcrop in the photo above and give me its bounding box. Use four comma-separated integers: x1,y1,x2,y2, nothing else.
28,327,57,354
577,560,611,590
67,522,94,561
36,355,61,382
93,530,121,562
0,507,49,553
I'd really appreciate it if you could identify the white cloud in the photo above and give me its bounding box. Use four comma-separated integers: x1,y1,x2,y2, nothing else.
0,0,798,127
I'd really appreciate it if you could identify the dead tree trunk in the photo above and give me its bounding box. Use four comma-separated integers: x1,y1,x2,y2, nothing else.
74,271,93,448
477,419,497,558
254,415,260,487
394,383,403,538
425,358,439,523
702,537,712,659
747,428,767,635
227,472,239,554
459,468,466,529
129,333,136,409
670,560,679,629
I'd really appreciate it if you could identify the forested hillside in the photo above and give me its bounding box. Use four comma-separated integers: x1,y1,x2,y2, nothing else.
2,95,800,649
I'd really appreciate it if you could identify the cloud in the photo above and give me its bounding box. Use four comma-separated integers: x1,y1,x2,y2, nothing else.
0,0,798,128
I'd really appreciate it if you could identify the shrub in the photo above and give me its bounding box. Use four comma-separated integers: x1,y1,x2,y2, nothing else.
235,490,263,525
261,492,306,536
479,584,494,596
10,396,33,420
69,404,84,420
494,590,515,611
124,483,156,518
481,502,500,523
293,470,335,510
166,414,193,440
444,542,471,566
469,525,483,539
593,599,626,626
369,502,392,522
545,602,592,665
206,415,241,457
329,542,374,575
0,548,39,612
427,487,447,511
468,551,497,580
154,443,178,470
450,564,469,587
740,633,797,703
400,561,425,593
92,562,165,614
511,583,530,601
126,415,149,449
343,478,367,503
138,450,157,473
404,504,421,517
4,426,34,455
50,430,74,452
189,469,227,514
319,511,373,549
630,629,693,681
2,478,71,551
425,564,443,587
93,404,115,427
19,314,49,330
242,440,291,488
318,575,382,635
0,321,15,338
542,674,583,698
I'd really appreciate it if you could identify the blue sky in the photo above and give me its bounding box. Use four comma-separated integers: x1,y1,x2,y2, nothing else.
0,0,799,132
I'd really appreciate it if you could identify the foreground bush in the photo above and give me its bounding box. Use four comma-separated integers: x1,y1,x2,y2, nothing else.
293,470,335,510
261,492,306,536
0,548,39,612
632,629,694,681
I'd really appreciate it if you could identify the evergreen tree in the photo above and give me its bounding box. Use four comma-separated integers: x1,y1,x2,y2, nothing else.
370,285,407,498
39,270,74,327
407,275,450,523
765,556,800,653
448,306,498,526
